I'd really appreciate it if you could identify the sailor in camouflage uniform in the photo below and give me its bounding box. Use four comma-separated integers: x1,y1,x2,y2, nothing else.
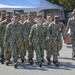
66,9,75,60
19,13,26,24
29,15,46,67
4,14,27,68
40,11,46,23
23,12,36,65
19,13,27,58
0,12,11,64
0,11,6,22
39,11,46,62
0,11,6,62
48,15,66,67
43,13,52,65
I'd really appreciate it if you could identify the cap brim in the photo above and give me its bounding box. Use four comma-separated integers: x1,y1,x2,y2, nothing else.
21,14,25,16
13,16,18,18
54,16,59,18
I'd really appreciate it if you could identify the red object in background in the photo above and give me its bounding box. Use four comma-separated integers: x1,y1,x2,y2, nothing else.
64,34,71,44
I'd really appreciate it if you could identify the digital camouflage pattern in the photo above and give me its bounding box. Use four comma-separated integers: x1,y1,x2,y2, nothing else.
23,20,36,59
67,17,75,56
48,22,66,61
0,19,11,56
4,22,27,62
29,24,46,62
43,21,52,59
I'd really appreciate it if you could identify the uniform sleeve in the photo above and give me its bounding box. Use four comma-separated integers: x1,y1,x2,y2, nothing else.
23,22,29,38
0,23,1,30
42,24,46,37
48,24,52,36
29,26,34,43
22,24,27,40
61,23,67,38
46,24,52,38
4,24,10,44
0,22,3,31
67,19,71,27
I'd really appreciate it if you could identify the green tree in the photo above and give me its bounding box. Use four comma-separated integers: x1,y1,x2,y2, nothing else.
47,0,75,11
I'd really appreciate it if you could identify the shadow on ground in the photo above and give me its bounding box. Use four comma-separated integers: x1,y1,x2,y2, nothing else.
9,59,75,71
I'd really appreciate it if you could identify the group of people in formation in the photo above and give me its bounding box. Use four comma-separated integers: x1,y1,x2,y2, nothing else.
0,9,75,68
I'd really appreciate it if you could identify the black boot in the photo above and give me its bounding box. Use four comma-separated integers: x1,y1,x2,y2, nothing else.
36,62,42,68
1,55,5,64
0,56,1,62
47,58,51,65
53,60,59,67
28,58,33,65
41,55,44,63
72,55,75,60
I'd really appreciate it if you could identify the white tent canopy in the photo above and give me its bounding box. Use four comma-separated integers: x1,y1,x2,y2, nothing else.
0,4,42,12
26,0,63,10
0,0,65,20
0,0,63,12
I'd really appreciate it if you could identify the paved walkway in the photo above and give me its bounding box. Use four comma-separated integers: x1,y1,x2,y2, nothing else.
0,44,75,75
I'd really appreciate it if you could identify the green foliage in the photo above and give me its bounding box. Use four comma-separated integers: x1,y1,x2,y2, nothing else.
47,0,75,10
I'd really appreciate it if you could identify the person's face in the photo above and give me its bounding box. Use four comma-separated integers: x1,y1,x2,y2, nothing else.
37,18,42,24
47,16,52,22
6,16,11,20
54,17,59,23
28,15,34,21
41,13,44,18
13,17,19,23
1,14,6,19
20,16,26,21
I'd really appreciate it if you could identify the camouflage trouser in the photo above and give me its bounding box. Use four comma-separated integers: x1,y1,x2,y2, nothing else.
33,43,41,62
57,38,62,54
45,40,51,59
0,42,4,55
22,41,27,57
10,42,25,62
71,34,75,56
26,40,34,59
39,42,45,58
40,44,44,58
51,39,58,61
4,43,11,60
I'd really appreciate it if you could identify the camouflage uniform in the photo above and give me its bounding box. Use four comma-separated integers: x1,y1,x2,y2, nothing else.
0,14,6,22
48,21,66,61
19,13,26,24
67,17,75,56
23,19,36,59
0,19,5,22
43,21,51,59
56,22,66,55
42,19,46,24
39,19,46,59
0,11,6,48
4,21,26,63
48,22,59,62
0,11,6,63
19,20,24,24
29,24,46,63
55,15,66,56
0,19,11,62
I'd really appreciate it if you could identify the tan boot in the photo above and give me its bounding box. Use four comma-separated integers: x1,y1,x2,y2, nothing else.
21,56,25,63
14,62,17,68
6,59,11,65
